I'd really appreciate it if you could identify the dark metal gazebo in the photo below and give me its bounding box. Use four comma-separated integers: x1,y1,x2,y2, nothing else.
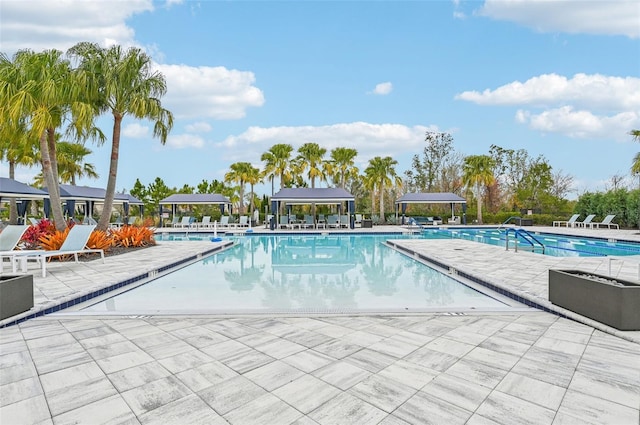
395,192,467,224
270,188,356,229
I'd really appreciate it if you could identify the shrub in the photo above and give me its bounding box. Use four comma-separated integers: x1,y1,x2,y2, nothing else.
21,219,55,249
87,230,114,251
111,226,156,248
38,227,69,251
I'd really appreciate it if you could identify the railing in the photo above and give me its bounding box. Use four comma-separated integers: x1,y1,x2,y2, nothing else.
505,228,545,254
497,216,522,230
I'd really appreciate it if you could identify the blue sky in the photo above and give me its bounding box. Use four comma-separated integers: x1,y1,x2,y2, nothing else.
1,0,639,199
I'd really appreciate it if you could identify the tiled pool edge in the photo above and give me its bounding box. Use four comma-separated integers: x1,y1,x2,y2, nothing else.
386,240,640,345
0,241,235,328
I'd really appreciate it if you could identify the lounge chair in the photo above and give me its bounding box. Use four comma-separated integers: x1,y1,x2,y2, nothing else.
327,215,340,229
279,215,291,229
574,214,596,228
191,216,212,229
553,214,580,227
9,225,105,277
340,215,350,228
448,216,461,225
174,216,191,228
237,216,249,228
303,215,315,229
28,217,40,226
354,214,363,227
218,216,230,228
0,225,29,271
589,214,619,229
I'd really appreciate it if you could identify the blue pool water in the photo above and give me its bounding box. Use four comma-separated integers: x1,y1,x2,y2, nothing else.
82,234,508,313
421,228,640,257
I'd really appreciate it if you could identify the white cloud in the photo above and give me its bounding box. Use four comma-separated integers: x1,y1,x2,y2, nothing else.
217,122,440,163
155,63,265,120
477,0,640,39
185,122,213,133
166,133,205,149
122,123,149,138
0,0,153,54
371,82,393,95
456,73,640,110
457,73,640,140
516,106,640,140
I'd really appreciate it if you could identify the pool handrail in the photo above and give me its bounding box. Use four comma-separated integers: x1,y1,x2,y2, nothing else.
505,228,545,254
497,216,525,230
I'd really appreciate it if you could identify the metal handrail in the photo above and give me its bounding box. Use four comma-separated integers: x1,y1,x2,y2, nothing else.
505,228,545,254
497,216,522,230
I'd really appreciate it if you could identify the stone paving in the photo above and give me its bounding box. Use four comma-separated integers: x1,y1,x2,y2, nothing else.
1,225,639,424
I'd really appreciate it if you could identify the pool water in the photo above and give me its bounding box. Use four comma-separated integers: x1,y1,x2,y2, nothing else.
82,234,508,314
421,228,640,257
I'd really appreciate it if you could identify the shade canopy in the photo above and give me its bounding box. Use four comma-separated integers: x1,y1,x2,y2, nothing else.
159,193,232,206
395,192,466,204
395,192,467,225
271,188,354,204
0,177,48,200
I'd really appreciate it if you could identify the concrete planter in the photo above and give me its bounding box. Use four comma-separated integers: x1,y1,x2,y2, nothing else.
549,269,640,331
0,274,34,320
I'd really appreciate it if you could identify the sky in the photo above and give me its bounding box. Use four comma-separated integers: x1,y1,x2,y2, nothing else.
1,0,639,200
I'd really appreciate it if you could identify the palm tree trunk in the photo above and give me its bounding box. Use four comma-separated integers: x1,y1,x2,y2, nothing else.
40,132,66,231
379,181,385,223
98,113,122,231
8,161,17,224
476,183,483,224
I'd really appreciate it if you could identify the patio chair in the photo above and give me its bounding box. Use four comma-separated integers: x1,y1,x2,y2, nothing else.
174,216,191,228
354,214,362,227
192,216,212,229
237,216,249,228
0,225,29,271
448,216,461,225
9,225,105,277
303,215,315,229
340,215,350,228
28,217,40,226
574,214,596,228
218,216,230,228
327,215,340,228
279,215,291,229
589,214,619,229
553,214,580,227
316,214,326,229
265,215,274,228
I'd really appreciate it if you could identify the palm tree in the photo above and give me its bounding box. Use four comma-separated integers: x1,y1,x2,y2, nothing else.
261,143,294,195
68,42,173,231
296,142,327,218
245,165,262,216
364,156,401,223
296,142,327,188
224,162,254,215
329,147,359,189
462,155,495,225
0,120,38,223
630,130,640,175
0,49,97,231
53,139,99,185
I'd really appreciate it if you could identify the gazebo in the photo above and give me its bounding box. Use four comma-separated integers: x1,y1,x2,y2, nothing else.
159,193,232,226
46,185,143,221
395,192,467,224
0,177,49,223
270,188,356,229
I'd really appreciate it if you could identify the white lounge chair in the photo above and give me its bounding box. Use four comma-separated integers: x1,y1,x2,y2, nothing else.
340,215,350,228
218,216,230,228
237,216,249,228
354,214,362,227
574,214,596,228
303,215,315,229
448,216,461,225
589,214,619,229
265,215,274,228
553,214,580,227
0,225,29,271
9,225,105,277
191,216,212,229
174,216,191,228
327,215,340,229
279,215,291,229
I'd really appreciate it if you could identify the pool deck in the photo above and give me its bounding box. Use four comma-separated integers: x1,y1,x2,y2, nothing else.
1,225,639,424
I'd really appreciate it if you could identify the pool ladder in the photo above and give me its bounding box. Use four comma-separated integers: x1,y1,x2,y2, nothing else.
505,228,545,254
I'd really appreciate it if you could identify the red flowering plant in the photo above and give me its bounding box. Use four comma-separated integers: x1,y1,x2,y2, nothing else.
21,219,55,250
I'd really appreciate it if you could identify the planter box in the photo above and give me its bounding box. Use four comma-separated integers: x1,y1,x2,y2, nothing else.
549,269,640,331
0,274,34,320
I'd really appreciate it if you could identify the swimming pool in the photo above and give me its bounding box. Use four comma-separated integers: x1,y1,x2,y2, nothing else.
421,228,640,257
81,234,511,314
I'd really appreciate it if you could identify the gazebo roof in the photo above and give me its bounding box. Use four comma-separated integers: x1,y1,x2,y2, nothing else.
0,177,48,200
159,194,231,205
55,185,135,204
272,188,354,204
395,192,466,204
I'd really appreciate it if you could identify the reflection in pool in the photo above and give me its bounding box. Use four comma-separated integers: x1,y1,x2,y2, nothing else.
83,235,508,314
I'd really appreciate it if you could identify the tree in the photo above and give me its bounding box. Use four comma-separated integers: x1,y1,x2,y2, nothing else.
245,165,262,216
0,49,98,231
54,140,98,185
261,143,294,196
68,42,173,231
146,177,173,217
0,120,38,223
296,143,327,189
404,132,455,192
329,147,359,189
462,155,495,224
630,130,640,175
364,156,401,223
224,162,254,215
